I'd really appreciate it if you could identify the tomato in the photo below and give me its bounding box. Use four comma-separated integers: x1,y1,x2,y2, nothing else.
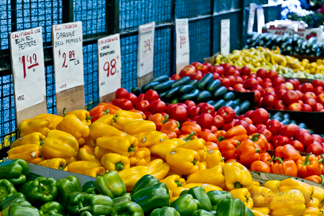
250,108,269,125
241,66,251,75
135,100,151,112
217,106,235,124
316,94,324,104
256,68,268,79
314,86,324,95
301,83,314,93
242,117,253,124
169,106,188,123
234,76,243,85
275,83,288,91
302,104,312,112
197,113,214,129
294,129,310,140
297,133,314,147
183,100,195,107
252,85,265,96
222,63,232,69
289,140,304,152
191,62,202,68
303,92,316,101
312,134,322,143
137,93,145,101
259,128,273,142
266,119,282,135
306,142,323,155
253,90,262,105
234,120,249,132
180,65,196,77
262,95,276,108
199,103,215,115
197,65,209,74
170,74,181,80
282,90,299,106
125,93,138,106
224,67,235,77
203,62,212,71
267,70,278,80
115,98,133,110
244,78,258,90
210,125,218,133
287,103,302,111
233,84,243,91
212,73,221,80
225,76,236,87
276,89,286,100
312,79,324,87
248,124,258,135
279,124,298,138
210,66,224,76
221,78,231,88
262,81,273,89
264,87,275,94
213,115,224,129
189,71,203,81
305,98,316,110
273,76,285,88
272,135,290,148
177,103,187,108
144,90,159,102
244,110,254,118
166,104,177,114
150,100,166,114
237,115,244,120
255,124,266,131
197,103,206,108
116,88,128,99
315,102,324,111
223,121,235,131
188,106,200,119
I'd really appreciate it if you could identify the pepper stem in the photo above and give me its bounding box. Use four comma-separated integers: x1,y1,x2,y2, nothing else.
59,165,65,170
78,207,91,213
275,157,283,164
319,154,324,164
63,108,66,117
176,121,180,129
162,115,169,124
39,139,43,146
255,149,260,153
192,159,197,165
115,162,124,171
221,157,225,161
217,136,225,142
321,175,324,186
184,131,196,141
302,153,312,166
128,145,135,153
104,109,110,115
113,116,117,122
250,133,260,141
234,182,242,188
175,181,182,187
268,156,274,163
86,116,93,121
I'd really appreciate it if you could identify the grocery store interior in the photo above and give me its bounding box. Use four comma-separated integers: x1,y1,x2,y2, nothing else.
1,0,324,215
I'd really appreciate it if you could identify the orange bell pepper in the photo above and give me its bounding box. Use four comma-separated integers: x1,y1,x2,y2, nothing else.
260,152,272,165
275,144,302,162
179,132,197,140
180,121,201,135
304,175,324,185
251,161,272,173
89,103,120,122
272,157,298,177
296,153,321,178
214,130,226,144
226,159,239,163
160,130,178,139
205,141,219,151
148,113,168,131
249,133,268,153
236,139,260,167
198,131,217,142
225,125,248,142
218,139,240,160
161,119,180,135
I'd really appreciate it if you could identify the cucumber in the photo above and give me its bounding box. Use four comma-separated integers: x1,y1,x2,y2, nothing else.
272,116,282,122
197,90,212,103
213,86,227,98
153,80,175,93
282,113,290,120
233,105,240,115
290,120,297,124
298,123,307,129
159,91,167,100
180,89,200,101
141,81,159,93
239,100,251,114
271,112,282,119
165,87,180,99
179,85,195,94
223,92,235,101
150,75,169,83
281,119,290,125
207,100,216,106
170,76,191,89
224,100,234,108
171,98,179,104
197,73,213,90
213,99,225,111
233,98,241,107
206,80,221,92
188,80,198,88
131,87,142,96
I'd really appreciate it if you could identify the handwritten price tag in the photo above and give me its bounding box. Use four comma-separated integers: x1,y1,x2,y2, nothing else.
97,34,121,97
175,19,190,74
10,27,46,112
257,7,265,34
52,21,84,93
248,3,256,34
137,22,155,78
221,19,230,55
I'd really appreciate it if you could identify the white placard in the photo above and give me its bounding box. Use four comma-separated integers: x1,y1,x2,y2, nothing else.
97,34,121,97
10,27,46,112
137,22,155,78
247,3,256,34
257,7,265,34
52,21,84,93
221,19,230,55
176,19,190,74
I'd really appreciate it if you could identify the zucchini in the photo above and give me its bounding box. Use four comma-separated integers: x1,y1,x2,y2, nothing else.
282,113,290,120
179,85,195,94
171,98,179,104
298,123,307,129
131,87,142,96
141,81,159,93
170,76,191,89
206,80,221,92
207,100,216,106
150,75,169,83
213,86,227,99
290,120,297,124
153,80,175,93
165,86,180,99
197,90,212,103
213,99,225,111
159,91,167,101
224,100,234,108
271,112,282,119
233,98,241,107
188,80,198,88
180,89,200,102
272,116,282,122
197,73,213,90
281,119,290,125
239,100,251,113
233,105,240,115
223,92,235,101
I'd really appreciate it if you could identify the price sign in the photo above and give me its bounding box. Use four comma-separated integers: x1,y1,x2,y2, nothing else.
52,21,84,93
221,19,230,55
175,19,190,74
97,34,121,97
247,3,256,34
137,22,155,78
257,7,265,34
10,27,46,112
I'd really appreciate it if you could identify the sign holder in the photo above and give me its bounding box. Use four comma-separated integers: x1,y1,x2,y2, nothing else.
175,19,190,74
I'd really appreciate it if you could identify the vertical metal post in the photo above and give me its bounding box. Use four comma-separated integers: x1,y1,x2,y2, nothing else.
241,0,246,49
106,0,120,34
210,0,215,56
11,0,17,32
170,0,176,75
62,0,74,23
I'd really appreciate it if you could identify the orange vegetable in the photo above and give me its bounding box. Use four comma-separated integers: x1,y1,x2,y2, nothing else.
225,125,248,142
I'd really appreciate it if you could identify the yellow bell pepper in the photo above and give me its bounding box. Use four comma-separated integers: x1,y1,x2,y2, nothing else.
133,131,168,147
94,147,111,159
252,207,270,215
223,162,253,190
179,138,207,161
76,145,101,164
307,198,320,208
66,161,104,177
118,166,149,191
90,122,123,140
160,175,186,191
101,153,130,171
253,181,261,186
123,120,156,135
66,109,92,126
147,159,170,180
95,114,114,125
8,144,42,164
11,132,46,148
264,180,281,192
19,118,53,137
230,188,254,209
172,187,189,197
129,147,151,166
312,186,324,206
199,161,207,170
112,110,143,130
166,147,200,175
42,130,79,162
184,183,223,193
186,165,226,189
270,189,306,216
320,206,324,215
96,136,138,157
305,206,320,215
250,186,274,207
279,178,314,204
205,149,224,168
148,139,180,160
251,209,268,216
84,137,96,148
33,113,63,129
37,158,67,170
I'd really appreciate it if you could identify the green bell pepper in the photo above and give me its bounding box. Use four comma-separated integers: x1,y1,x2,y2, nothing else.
192,209,214,216
82,181,95,193
57,176,82,206
94,171,126,199
186,187,212,211
114,201,144,216
207,191,233,210
0,193,26,210
39,201,65,216
0,179,17,203
1,199,31,216
150,207,180,216
131,183,170,214
215,198,246,216
113,197,130,206
245,207,254,216
131,174,159,195
170,194,201,216
80,211,93,216
121,192,131,199
8,204,40,216
0,159,30,186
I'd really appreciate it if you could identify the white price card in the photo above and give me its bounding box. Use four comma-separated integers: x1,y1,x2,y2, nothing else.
52,21,84,93
176,19,190,74
10,27,46,112
247,3,256,34
257,7,265,34
221,19,230,55
137,22,155,78
97,34,121,97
